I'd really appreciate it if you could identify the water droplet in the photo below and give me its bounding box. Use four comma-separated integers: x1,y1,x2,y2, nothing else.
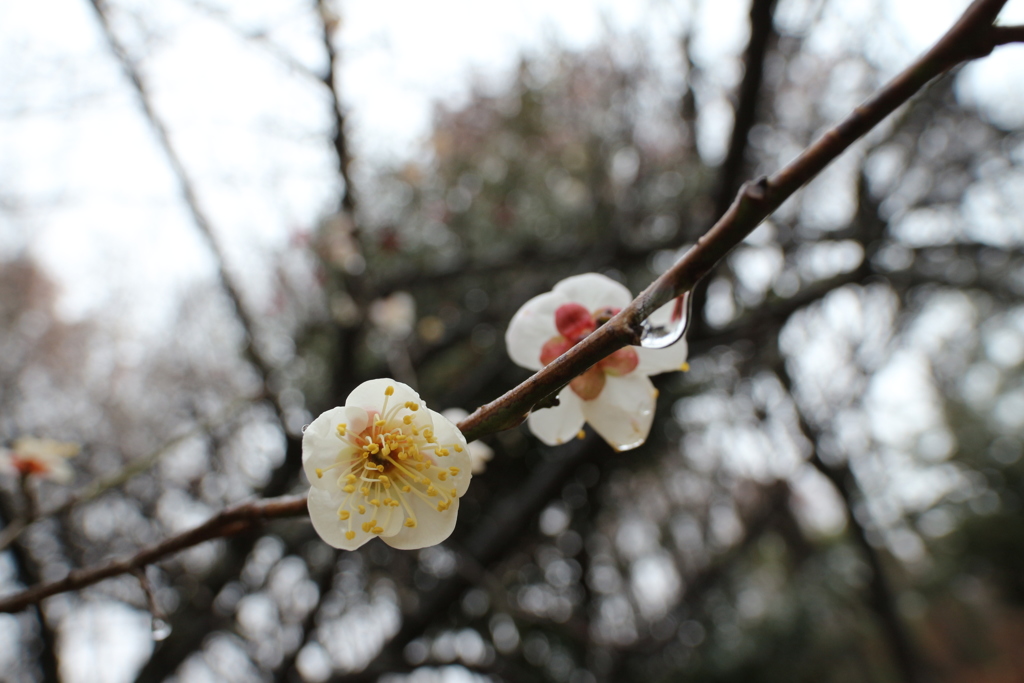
151,617,172,641
301,424,310,433
639,291,692,349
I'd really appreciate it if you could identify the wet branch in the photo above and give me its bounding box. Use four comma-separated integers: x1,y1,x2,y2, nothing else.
457,0,1020,443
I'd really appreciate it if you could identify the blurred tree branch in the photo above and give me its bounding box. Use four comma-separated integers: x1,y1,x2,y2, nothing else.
0,494,307,614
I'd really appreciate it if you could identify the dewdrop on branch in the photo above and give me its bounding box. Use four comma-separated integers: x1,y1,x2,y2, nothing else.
302,379,473,551
505,273,689,451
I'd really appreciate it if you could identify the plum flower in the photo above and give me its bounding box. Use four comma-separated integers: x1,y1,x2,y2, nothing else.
505,273,689,451
303,379,472,550
0,437,80,484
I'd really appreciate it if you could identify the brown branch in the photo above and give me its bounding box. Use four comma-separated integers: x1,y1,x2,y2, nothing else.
456,0,1013,444
0,495,307,614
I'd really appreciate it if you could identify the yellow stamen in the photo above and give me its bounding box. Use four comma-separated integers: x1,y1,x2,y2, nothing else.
453,444,463,452
680,362,690,372
345,531,356,540
357,504,366,515
338,510,350,520
449,467,460,476
577,430,586,440
336,424,347,436
385,386,395,396
404,518,416,527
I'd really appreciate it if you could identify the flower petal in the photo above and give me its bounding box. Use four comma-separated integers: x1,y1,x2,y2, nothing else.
346,378,423,414
553,273,632,312
581,374,657,451
383,496,460,550
634,338,689,375
505,291,566,370
303,406,355,490
527,388,586,446
427,409,473,497
308,487,374,550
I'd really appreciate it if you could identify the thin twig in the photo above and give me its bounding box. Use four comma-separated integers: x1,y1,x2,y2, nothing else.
0,495,307,614
456,0,1018,443
86,0,277,388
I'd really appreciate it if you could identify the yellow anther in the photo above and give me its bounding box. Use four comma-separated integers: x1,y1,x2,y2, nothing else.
403,415,414,425
389,500,400,507
360,486,370,496
346,474,357,482
385,386,395,396
450,488,458,497
404,518,417,528
336,424,347,436
315,468,324,478
577,430,586,440
382,445,391,457
437,501,450,511
680,362,690,372
343,485,355,493
357,504,366,515
436,448,449,457
437,472,447,481
402,485,412,492
415,463,426,472
345,531,356,540
453,444,463,452
362,521,373,532
409,403,419,411
449,467,460,476
338,510,350,520
379,475,391,488
372,526,384,534
370,498,381,507
426,486,437,497
374,419,386,427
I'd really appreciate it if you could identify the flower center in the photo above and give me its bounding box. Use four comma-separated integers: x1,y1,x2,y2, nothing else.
313,386,464,540
542,304,639,400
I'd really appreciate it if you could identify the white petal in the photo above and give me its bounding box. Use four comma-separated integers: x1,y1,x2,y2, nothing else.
384,496,460,550
427,409,473,496
346,378,422,414
302,407,355,490
634,338,689,375
527,388,586,446
582,374,657,451
553,273,632,312
308,487,373,550
505,291,565,371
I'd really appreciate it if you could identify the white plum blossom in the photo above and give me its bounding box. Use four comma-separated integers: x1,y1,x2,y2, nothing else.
441,408,494,474
0,437,80,483
303,379,472,550
505,273,689,451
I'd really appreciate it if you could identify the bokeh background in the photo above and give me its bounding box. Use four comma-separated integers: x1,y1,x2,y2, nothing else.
2,0,1024,682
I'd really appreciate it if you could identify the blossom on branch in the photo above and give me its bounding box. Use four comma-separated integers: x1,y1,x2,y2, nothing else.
302,379,472,550
505,273,688,451
0,437,80,483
